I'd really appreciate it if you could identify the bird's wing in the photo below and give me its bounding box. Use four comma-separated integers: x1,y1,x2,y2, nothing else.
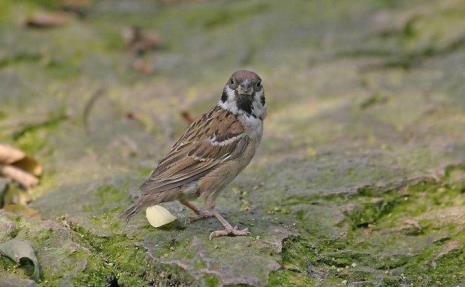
139,105,248,194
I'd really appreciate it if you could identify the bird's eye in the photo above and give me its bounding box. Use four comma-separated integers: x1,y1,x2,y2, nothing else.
229,78,235,86
255,80,262,89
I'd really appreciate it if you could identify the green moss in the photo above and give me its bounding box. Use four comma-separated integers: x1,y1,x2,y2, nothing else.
14,110,68,154
280,236,315,272
274,176,465,285
349,196,399,228
0,52,42,69
0,257,19,274
24,0,60,9
375,254,411,270
404,246,465,285
202,274,220,287
95,184,128,204
359,94,389,110
445,165,465,192
0,254,35,281
1,0,464,285
66,223,193,286
102,29,126,51
268,270,316,287
15,132,46,156
203,3,268,29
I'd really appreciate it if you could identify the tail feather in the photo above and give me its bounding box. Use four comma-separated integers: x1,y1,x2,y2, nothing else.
120,193,167,222
119,199,145,222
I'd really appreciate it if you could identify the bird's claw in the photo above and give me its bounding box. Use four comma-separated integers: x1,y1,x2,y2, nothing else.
190,210,214,223
209,226,250,240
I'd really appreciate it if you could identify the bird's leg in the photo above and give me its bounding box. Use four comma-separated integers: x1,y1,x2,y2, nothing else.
179,199,213,222
208,209,250,240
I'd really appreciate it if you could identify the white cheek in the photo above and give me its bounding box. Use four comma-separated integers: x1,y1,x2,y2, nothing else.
254,89,264,106
252,89,267,119
218,86,238,114
226,86,236,100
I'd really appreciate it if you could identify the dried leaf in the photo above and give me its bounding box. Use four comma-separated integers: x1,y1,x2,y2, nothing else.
3,204,41,220
12,157,43,177
0,144,25,165
146,205,177,228
24,13,70,29
123,26,165,55
125,112,136,120
0,165,39,189
0,239,41,282
132,59,154,75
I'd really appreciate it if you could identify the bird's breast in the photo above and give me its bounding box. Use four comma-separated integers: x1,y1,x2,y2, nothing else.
238,113,264,144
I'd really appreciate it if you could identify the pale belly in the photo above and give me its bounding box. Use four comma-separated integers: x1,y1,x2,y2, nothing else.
194,138,258,206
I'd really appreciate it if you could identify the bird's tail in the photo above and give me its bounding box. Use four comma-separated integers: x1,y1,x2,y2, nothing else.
119,198,146,222
120,192,166,222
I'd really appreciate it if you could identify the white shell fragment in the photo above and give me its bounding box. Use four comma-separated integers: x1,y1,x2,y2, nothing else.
145,205,177,227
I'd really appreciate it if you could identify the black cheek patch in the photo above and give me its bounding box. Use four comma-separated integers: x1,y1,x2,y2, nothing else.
221,90,228,102
237,95,253,114
260,95,265,105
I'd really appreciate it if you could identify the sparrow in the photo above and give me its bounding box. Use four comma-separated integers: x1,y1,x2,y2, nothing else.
120,70,267,239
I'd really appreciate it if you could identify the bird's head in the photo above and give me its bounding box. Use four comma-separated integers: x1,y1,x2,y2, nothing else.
220,70,266,120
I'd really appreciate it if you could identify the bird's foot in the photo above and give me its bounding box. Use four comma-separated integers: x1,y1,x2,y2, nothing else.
209,226,250,240
190,210,214,223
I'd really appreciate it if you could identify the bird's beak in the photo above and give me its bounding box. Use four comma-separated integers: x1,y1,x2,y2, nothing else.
238,79,253,96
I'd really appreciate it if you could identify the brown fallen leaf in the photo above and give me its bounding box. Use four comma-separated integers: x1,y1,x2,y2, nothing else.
125,112,137,120
24,12,70,29
132,59,154,75
180,110,195,124
0,144,25,165
13,156,43,177
123,26,165,56
0,165,39,189
3,204,41,220
0,144,43,177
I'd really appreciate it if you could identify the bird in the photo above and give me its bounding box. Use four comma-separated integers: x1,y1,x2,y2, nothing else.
120,70,267,239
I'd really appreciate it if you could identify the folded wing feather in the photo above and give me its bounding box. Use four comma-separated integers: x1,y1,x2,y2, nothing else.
139,106,247,195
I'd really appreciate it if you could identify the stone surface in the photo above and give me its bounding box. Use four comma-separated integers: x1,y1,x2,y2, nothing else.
1,0,465,286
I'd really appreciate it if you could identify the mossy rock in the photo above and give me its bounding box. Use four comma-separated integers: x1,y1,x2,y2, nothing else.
1,0,465,285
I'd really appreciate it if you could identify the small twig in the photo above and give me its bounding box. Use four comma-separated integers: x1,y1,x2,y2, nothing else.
83,88,105,134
